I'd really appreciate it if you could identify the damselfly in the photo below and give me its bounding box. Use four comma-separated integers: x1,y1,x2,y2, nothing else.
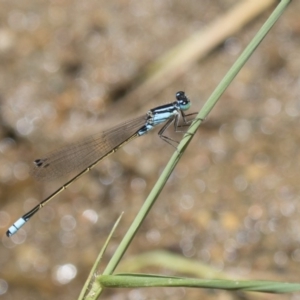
7,91,193,236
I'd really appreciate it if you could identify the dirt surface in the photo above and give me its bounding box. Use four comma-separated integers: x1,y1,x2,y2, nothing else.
1,1,300,299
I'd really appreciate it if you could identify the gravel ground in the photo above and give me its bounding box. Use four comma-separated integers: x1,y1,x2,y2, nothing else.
1,1,300,299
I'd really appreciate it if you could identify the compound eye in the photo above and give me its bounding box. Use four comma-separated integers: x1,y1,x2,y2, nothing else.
176,91,185,100
175,91,190,111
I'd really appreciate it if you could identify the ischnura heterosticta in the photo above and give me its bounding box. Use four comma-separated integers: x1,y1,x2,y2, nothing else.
6,91,193,237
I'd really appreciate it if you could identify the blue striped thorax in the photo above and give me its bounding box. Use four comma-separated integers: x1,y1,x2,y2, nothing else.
138,91,190,136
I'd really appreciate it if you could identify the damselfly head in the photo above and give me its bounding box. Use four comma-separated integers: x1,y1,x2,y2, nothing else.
175,91,190,111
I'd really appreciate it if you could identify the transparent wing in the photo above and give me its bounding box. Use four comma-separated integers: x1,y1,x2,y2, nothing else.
29,115,147,181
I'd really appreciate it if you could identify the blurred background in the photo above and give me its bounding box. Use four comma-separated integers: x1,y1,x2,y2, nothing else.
1,0,300,299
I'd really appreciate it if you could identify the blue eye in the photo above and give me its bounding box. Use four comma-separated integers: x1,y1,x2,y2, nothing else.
175,91,191,111
179,101,191,111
